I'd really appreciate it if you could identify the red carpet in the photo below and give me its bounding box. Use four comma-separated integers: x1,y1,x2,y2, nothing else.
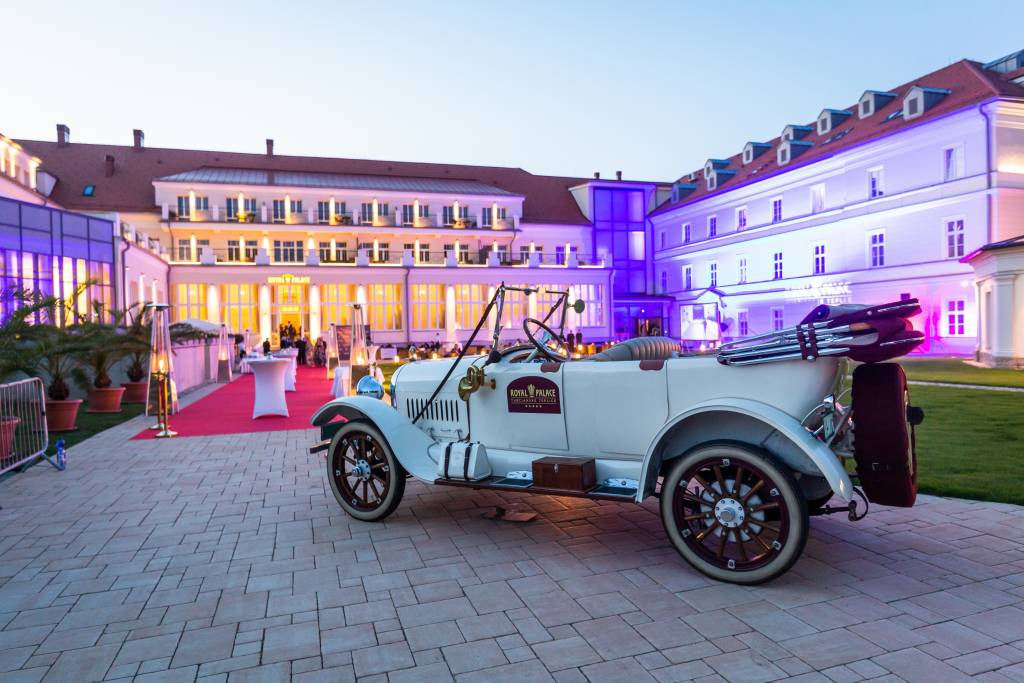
132,364,336,439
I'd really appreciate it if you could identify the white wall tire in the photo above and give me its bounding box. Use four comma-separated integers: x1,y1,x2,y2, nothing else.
326,420,406,522
660,443,809,585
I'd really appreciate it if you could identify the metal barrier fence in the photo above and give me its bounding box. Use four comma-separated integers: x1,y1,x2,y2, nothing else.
0,378,49,476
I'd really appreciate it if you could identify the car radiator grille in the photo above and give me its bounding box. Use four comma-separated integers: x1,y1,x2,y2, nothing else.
404,396,466,437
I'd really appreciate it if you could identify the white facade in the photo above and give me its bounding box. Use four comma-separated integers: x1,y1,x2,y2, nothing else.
651,100,1024,359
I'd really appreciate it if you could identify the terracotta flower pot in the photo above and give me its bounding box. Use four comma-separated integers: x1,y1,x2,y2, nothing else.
87,387,126,414
0,416,20,457
46,400,82,432
121,381,149,404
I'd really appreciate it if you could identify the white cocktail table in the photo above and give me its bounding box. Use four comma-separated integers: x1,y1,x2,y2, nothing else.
248,357,290,418
272,350,298,391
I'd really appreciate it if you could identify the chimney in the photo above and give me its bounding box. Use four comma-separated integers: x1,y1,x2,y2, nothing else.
104,154,115,177
615,170,622,181
56,124,70,146
133,129,144,150
593,172,600,179
266,138,274,156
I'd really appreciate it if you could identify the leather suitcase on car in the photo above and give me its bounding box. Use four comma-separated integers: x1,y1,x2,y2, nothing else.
532,456,596,492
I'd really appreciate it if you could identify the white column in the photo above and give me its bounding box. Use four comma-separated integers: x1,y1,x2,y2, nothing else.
207,284,220,323
993,274,1017,361
309,284,321,341
487,285,497,334
356,285,367,305
527,288,537,320
259,284,272,343
189,234,197,262
445,285,457,343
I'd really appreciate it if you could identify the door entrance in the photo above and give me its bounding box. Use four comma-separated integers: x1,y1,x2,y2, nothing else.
273,282,308,344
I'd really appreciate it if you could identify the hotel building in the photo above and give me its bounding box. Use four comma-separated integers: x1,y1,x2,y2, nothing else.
651,50,1024,366
4,127,666,347
2,48,1023,365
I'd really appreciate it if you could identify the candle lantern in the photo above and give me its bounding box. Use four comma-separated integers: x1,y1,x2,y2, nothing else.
217,324,233,383
146,303,177,438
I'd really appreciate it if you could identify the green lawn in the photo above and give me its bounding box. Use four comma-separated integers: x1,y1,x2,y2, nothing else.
47,402,147,455
910,384,1024,505
900,357,1024,388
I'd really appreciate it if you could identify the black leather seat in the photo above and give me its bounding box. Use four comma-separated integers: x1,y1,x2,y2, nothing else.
591,336,679,362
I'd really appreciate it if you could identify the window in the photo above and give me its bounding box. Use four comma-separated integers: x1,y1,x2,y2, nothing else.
481,207,493,227
194,196,209,213
945,300,966,336
906,96,920,118
227,239,241,261
778,146,790,165
869,231,885,267
410,284,446,330
736,207,747,230
273,240,301,263
683,265,692,290
244,198,257,216
419,204,430,218
82,185,95,197
226,197,239,220
175,283,207,322
402,204,416,226
363,283,404,331
946,218,965,258
272,199,286,223
377,203,390,217
772,308,784,332
709,262,718,288
289,199,303,216
659,231,666,249
360,202,374,223
519,245,531,263
496,207,507,220
813,243,826,275
771,197,783,223
442,205,455,227
683,223,691,244
453,284,488,329
318,201,332,224
738,311,749,337
810,184,825,214
772,252,783,280
659,271,668,293
218,284,258,334
176,239,191,261
860,100,872,118
707,215,717,238
320,241,333,262
943,145,964,181
176,195,190,219
738,257,747,284
868,167,884,198
378,242,391,262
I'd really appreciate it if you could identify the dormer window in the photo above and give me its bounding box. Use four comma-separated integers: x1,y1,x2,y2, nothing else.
742,142,771,165
782,125,812,142
816,109,852,136
903,86,951,120
706,173,717,191
858,91,898,119
777,140,813,166
778,146,790,165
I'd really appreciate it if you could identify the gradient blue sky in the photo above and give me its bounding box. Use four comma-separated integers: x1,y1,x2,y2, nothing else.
7,1,1023,182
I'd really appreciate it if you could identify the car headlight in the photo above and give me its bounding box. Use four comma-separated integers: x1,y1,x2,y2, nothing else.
356,375,385,400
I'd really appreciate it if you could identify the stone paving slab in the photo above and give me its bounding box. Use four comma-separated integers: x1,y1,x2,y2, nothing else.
1,414,1023,682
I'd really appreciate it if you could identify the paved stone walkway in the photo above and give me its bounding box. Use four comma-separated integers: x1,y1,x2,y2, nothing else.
1,415,1023,682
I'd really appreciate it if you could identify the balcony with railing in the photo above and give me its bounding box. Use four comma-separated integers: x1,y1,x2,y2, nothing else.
170,245,603,269
161,203,517,231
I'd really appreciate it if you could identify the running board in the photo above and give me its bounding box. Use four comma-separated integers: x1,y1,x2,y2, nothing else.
433,475,637,502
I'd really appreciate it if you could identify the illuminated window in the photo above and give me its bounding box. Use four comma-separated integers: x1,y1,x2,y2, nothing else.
320,284,359,327
219,284,258,333
174,283,208,321
410,284,446,330
946,219,965,258
364,284,403,331
945,300,966,336
454,284,487,329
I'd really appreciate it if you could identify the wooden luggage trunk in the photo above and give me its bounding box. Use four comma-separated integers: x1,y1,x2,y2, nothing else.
532,456,597,492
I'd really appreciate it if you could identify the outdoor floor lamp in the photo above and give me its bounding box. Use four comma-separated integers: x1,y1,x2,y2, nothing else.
217,324,233,383
146,303,177,438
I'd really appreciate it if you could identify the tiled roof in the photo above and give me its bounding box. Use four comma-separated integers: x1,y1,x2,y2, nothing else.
652,59,1024,217
155,167,519,197
13,141,593,225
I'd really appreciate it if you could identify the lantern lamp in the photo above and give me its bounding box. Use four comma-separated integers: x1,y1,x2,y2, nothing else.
217,324,233,382
146,303,177,438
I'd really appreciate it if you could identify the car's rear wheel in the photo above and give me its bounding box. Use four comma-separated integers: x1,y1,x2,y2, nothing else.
660,443,808,584
326,420,405,522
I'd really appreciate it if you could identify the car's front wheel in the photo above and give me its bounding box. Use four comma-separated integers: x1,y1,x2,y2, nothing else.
326,420,405,522
660,443,808,584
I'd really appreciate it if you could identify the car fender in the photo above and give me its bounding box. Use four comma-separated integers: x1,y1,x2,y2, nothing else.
637,397,853,504
311,396,438,482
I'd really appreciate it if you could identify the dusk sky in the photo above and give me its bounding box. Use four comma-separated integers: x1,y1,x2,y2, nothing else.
7,1,1023,182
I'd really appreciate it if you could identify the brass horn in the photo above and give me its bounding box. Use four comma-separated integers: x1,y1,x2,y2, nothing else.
458,365,495,401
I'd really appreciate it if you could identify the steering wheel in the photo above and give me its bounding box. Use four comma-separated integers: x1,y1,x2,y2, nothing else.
523,318,570,362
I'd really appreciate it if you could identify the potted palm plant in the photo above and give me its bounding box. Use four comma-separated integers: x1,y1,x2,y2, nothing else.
0,288,51,454
120,304,151,403
31,320,90,431
73,302,136,414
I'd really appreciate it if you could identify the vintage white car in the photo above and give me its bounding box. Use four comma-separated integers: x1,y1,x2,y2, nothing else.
311,286,925,584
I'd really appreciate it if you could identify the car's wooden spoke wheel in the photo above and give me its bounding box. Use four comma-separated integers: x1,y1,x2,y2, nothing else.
326,421,405,522
660,444,808,584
